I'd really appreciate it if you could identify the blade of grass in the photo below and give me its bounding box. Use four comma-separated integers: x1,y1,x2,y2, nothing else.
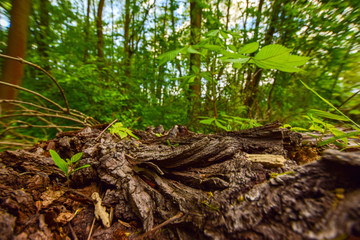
300,80,360,129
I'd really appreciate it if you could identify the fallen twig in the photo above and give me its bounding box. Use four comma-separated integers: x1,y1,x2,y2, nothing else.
135,212,184,240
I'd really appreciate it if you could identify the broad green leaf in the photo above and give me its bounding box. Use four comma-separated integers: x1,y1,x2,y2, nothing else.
49,150,68,175
253,44,309,72
308,109,350,122
254,44,291,60
70,152,83,163
239,42,259,54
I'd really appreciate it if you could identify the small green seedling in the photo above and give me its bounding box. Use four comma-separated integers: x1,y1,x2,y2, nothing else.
49,150,90,183
109,122,139,140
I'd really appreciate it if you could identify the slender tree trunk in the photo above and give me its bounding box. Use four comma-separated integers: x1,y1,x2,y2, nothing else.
38,0,50,71
156,2,168,105
188,0,202,125
96,0,105,61
83,0,91,61
0,0,31,113
124,0,132,82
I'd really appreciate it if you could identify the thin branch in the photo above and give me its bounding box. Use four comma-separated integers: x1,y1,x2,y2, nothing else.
0,113,88,125
135,212,183,240
0,81,65,112
1,124,82,136
0,99,63,113
336,89,360,110
0,53,70,113
96,118,118,141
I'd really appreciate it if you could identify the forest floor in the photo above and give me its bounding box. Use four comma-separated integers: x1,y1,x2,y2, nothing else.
0,122,359,240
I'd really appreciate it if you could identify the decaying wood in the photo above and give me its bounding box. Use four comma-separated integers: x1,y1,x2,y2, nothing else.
0,122,359,239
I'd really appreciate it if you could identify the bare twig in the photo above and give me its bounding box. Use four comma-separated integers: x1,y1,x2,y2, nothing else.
0,81,65,112
68,222,78,240
0,53,70,113
87,217,96,240
135,212,184,240
0,113,88,125
96,118,118,141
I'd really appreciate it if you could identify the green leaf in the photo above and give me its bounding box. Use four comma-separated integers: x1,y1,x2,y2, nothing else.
215,119,228,131
187,46,202,55
206,29,220,37
200,118,215,125
188,75,196,83
239,42,259,54
229,45,237,52
49,150,68,175
118,131,128,139
220,31,229,39
253,44,309,72
300,80,360,129
308,109,350,122
254,44,291,60
222,57,250,64
192,65,200,74
201,44,223,51
158,47,185,65
318,131,360,146
70,152,83,163
125,129,139,140
70,164,91,175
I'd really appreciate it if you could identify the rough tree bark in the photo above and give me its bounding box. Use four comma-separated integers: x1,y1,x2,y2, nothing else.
0,122,359,239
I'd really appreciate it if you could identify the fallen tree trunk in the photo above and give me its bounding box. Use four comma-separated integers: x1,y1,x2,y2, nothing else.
0,122,359,239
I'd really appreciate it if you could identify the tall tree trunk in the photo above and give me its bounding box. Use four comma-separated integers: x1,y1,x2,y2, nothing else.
38,0,50,71
96,0,105,61
188,0,202,125
0,0,31,113
83,0,91,61
156,2,168,104
123,0,132,84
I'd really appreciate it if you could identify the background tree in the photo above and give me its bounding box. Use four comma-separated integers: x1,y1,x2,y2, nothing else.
0,0,31,112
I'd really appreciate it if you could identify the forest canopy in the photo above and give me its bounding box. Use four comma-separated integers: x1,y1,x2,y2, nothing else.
0,0,359,142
